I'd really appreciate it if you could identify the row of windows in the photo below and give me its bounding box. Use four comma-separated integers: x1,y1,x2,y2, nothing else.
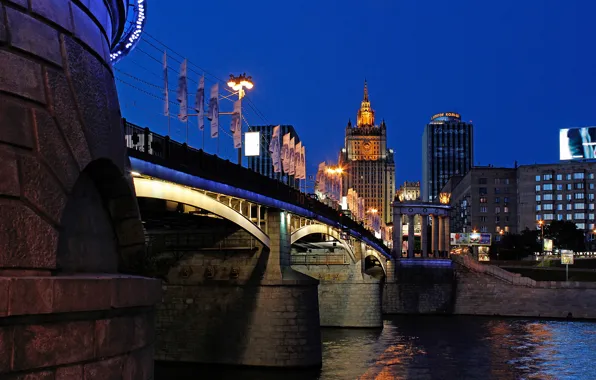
536,173,595,181
480,197,510,203
536,183,594,191
476,226,511,233
478,187,511,195
479,216,511,223
536,213,595,222
478,178,511,185
537,203,595,211
479,206,510,213
536,193,595,201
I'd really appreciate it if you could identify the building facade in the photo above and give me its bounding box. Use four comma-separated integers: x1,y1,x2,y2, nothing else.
248,125,300,189
444,167,518,242
518,162,596,235
422,112,474,202
339,82,396,224
396,181,421,202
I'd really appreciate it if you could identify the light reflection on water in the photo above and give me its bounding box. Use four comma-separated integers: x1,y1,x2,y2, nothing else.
155,316,596,379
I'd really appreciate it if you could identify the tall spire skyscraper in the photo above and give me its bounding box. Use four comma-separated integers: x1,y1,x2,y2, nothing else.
340,81,396,225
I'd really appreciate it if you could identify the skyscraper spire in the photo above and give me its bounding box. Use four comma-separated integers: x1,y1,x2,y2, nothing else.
357,79,374,126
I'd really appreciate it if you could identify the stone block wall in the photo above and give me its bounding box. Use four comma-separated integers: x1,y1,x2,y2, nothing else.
452,255,596,319
292,261,383,328
383,261,455,315
155,211,322,367
0,0,160,378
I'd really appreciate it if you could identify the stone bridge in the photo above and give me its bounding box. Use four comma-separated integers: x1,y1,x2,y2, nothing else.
125,122,390,367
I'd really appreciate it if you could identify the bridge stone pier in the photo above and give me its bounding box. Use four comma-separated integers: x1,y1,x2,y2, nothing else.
384,201,452,314
290,223,386,328
0,1,159,378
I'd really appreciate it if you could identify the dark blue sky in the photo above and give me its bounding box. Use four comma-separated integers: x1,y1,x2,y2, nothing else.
115,0,596,186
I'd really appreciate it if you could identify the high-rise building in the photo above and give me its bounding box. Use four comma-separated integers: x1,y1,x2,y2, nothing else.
422,112,474,202
339,81,396,224
247,125,300,189
517,162,596,235
443,167,518,242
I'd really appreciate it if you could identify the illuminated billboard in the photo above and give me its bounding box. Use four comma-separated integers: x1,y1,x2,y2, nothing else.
543,238,553,252
450,232,492,246
245,132,260,156
560,127,596,160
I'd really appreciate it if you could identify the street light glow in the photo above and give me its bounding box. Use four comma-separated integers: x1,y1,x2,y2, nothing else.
228,73,254,92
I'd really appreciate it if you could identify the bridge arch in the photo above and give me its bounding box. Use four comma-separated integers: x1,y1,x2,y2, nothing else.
133,177,270,248
291,224,356,262
364,253,387,278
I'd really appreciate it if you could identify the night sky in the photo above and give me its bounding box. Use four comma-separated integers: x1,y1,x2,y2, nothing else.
115,0,596,187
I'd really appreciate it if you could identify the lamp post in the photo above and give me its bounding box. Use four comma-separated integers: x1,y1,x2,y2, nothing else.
538,220,544,254
498,229,504,261
227,73,254,166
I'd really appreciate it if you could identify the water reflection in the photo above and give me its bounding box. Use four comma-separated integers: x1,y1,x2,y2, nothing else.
155,316,596,380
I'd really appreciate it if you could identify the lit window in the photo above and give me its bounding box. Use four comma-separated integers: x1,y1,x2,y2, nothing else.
556,184,563,191
557,204,563,211
574,172,585,180
535,175,541,182
535,185,541,192
556,174,563,181
536,195,541,201
543,184,553,191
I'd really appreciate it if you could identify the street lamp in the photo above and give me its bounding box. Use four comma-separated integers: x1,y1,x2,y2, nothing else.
227,73,254,165
538,220,545,254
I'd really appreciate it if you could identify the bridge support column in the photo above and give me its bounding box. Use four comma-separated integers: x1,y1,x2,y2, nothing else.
408,214,415,258
438,216,445,253
421,217,429,257
0,1,159,378
444,216,450,256
432,214,439,256
292,241,383,328
393,209,403,259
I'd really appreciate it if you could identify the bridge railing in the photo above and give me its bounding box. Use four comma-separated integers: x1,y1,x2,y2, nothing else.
291,254,348,265
123,121,388,254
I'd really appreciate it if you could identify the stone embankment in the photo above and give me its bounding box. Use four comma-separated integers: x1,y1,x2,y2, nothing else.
452,255,596,319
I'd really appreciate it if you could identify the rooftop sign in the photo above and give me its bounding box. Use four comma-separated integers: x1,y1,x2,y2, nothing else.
431,112,461,121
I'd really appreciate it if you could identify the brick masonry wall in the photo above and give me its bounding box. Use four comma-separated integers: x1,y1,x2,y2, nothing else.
0,0,158,378
292,262,383,328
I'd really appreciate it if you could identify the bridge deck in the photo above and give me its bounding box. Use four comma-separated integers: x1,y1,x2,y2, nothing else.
124,121,390,257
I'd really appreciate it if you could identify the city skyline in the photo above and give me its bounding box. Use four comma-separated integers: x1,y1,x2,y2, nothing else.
115,0,596,187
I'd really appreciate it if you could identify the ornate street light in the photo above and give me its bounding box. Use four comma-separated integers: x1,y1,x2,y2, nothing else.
227,74,254,165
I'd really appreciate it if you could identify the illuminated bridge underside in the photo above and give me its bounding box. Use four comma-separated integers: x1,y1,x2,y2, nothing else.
133,177,270,248
291,224,356,263
130,157,389,258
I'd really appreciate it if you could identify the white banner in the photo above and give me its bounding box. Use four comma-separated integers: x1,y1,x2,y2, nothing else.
269,126,282,173
289,137,295,176
208,83,219,138
176,59,188,122
281,133,290,174
294,142,302,179
163,51,169,117
300,145,306,179
195,75,205,131
231,100,241,148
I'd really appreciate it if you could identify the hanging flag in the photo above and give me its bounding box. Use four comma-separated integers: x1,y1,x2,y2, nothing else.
163,51,169,117
316,162,327,194
231,100,241,148
195,75,205,131
289,137,296,176
294,142,302,179
300,145,306,179
269,126,282,173
208,83,219,137
176,59,188,122
281,133,290,173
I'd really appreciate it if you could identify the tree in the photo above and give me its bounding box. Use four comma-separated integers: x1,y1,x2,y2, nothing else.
496,228,539,260
544,220,585,251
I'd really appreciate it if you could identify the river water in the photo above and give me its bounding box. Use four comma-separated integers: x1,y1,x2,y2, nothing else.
155,315,596,379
